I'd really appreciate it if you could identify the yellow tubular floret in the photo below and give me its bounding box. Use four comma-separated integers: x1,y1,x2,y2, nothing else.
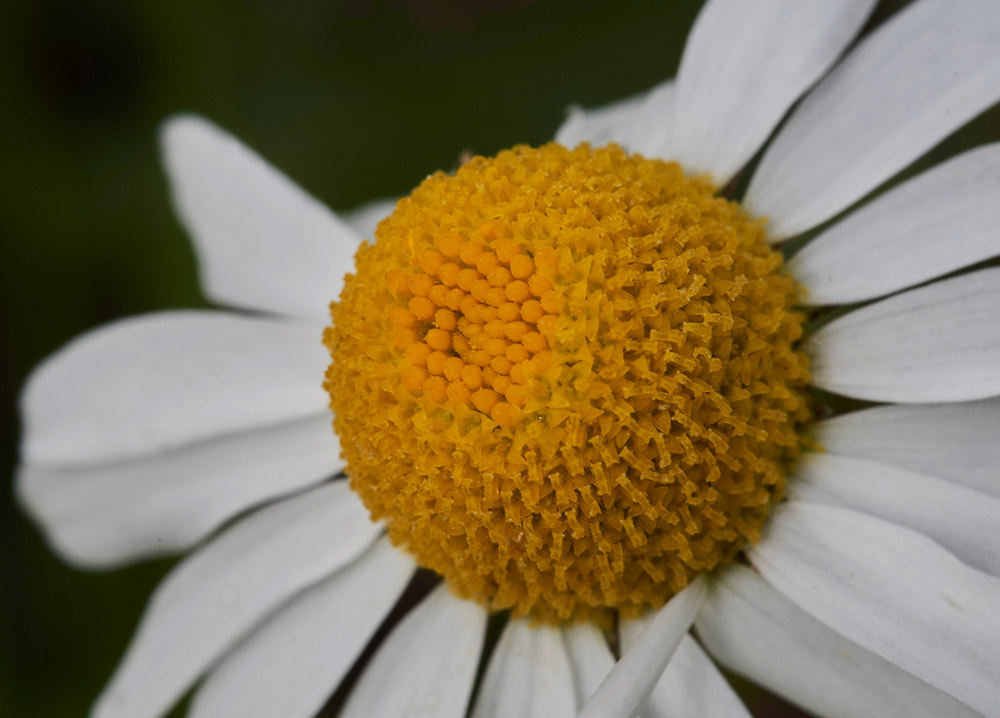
324,143,811,623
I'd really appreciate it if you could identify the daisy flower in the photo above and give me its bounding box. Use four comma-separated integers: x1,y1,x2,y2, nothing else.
17,0,1000,716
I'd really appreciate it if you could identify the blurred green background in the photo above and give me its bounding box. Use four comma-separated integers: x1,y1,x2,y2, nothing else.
2,0,997,715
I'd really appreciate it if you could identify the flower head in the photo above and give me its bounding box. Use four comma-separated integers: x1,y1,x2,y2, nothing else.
16,1,1000,717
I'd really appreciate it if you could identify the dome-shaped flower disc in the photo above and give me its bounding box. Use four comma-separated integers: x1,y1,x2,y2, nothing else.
325,143,812,622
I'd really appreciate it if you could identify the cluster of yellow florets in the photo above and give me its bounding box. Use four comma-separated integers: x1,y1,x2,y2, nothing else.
383,229,563,428
324,142,811,622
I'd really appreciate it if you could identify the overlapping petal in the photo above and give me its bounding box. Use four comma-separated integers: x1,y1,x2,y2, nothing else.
161,115,361,322
669,0,875,184
191,538,414,718
92,482,380,718
471,619,577,718
619,619,749,718
746,0,1000,240
17,414,342,568
618,80,674,158
21,311,329,466
561,623,615,709
749,502,1000,716
790,453,1000,576
578,576,706,718
341,584,486,718
791,143,1000,305
808,267,1000,403
697,565,979,718
554,89,653,149
816,399,1000,498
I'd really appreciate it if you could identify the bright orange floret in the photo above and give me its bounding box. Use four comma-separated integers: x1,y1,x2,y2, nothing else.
509,254,535,279
324,142,812,622
403,342,431,366
408,296,434,321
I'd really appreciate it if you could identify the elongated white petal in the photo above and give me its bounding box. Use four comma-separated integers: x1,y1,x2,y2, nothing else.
816,399,1000,498
578,575,706,718
191,537,414,718
791,143,1000,305
790,453,1000,576
554,89,651,149
696,565,980,718
746,0,1000,240
561,623,615,709
21,311,329,466
17,414,342,568
92,482,380,718
749,502,1000,716
620,80,676,159
471,618,576,718
670,0,874,184
341,584,486,718
808,267,1000,403
339,196,398,240
620,617,749,718
161,115,361,322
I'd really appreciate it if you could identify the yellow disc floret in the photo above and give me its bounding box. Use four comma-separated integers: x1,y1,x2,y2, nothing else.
324,143,811,622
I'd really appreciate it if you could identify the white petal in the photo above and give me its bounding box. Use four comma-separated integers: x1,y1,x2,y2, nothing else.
749,501,1000,716
696,565,979,718
191,537,414,718
471,619,576,718
578,575,706,718
816,399,1000,498
808,267,1000,403
21,311,329,466
92,482,380,718
790,143,1000,305
554,89,651,149
620,617,749,718
339,196,398,240
790,453,1000,576
670,0,875,185
561,623,615,709
619,80,676,159
17,415,342,569
341,584,486,718
160,115,361,322
746,0,1000,240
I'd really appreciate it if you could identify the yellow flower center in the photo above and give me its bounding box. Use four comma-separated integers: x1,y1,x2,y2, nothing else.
324,143,811,622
